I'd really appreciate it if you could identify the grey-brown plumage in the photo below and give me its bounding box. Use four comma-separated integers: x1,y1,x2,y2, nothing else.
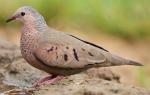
7,6,143,77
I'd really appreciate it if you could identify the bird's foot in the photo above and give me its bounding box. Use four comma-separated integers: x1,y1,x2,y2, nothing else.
33,75,64,87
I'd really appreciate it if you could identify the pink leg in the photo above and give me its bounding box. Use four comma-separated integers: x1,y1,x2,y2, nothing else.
33,75,64,87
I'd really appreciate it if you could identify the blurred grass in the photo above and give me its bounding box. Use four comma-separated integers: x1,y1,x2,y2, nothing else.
0,0,150,40
138,68,147,87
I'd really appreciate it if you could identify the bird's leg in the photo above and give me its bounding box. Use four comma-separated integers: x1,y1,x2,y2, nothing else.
33,75,53,86
33,75,64,87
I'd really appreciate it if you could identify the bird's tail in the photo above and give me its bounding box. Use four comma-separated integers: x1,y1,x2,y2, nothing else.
127,60,143,66
108,54,143,66
98,53,143,67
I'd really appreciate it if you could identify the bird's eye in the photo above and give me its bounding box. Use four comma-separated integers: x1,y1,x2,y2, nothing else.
21,12,25,16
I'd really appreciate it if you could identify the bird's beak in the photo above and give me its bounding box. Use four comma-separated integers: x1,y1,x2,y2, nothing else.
6,14,19,23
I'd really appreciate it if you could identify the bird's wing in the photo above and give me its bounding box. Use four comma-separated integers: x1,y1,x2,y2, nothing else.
33,42,106,69
69,35,109,52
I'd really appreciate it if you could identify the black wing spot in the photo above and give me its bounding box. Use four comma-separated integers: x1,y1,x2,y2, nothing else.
73,48,79,61
70,35,108,52
88,52,94,56
81,48,85,51
64,54,68,61
55,47,57,50
56,52,58,59
47,46,54,52
66,46,69,49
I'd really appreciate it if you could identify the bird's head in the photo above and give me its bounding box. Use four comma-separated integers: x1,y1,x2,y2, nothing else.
6,6,45,24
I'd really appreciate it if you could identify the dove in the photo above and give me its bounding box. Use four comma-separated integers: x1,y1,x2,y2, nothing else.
6,6,143,87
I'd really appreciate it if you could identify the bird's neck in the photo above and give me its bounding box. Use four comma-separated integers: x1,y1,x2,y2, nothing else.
35,17,49,32
24,16,48,32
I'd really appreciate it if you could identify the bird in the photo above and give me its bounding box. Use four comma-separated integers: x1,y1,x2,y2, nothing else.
6,6,143,87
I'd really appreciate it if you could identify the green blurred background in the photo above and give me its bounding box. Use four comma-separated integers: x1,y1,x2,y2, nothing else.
0,0,150,89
